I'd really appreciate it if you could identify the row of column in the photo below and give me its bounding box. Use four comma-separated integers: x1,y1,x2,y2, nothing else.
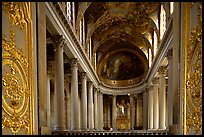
48,36,104,131
143,48,173,130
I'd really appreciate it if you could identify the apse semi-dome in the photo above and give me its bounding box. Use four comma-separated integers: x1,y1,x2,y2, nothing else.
97,48,148,87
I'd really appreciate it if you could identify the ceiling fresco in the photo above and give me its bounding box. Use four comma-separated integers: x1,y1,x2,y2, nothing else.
100,51,145,80
80,2,160,87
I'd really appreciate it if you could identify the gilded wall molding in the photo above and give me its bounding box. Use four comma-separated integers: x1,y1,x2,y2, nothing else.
2,2,34,135
182,2,202,135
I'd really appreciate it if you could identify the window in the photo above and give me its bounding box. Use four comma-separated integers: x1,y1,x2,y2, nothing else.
80,19,83,45
153,31,157,56
170,2,174,14
66,2,72,21
160,4,166,40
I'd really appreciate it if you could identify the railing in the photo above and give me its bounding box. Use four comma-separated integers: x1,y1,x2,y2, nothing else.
52,129,169,135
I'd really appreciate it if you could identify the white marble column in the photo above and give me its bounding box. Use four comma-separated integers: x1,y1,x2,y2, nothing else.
88,81,94,130
158,66,167,129
99,91,104,130
143,90,148,130
54,35,65,130
112,95,117,130
152,77,159,129
166,49,173,127
70,58,80,130
130,95,135,130
148,85,154,129
81,72,87,130
94,88,98,130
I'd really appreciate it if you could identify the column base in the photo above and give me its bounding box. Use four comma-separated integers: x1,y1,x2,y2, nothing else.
169,124,179,135
53,125,66,131
40,127,52,135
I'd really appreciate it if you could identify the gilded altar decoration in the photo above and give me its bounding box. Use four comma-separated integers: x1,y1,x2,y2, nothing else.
2,2,34,135
116,100,130,130
184,2,202,134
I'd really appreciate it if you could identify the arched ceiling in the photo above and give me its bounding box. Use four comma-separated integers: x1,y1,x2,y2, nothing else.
81,2,160,87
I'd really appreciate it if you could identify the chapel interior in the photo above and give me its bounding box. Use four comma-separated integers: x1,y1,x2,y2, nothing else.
2,2,202,135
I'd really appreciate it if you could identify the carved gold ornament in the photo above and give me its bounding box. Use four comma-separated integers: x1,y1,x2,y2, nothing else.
2,2,31,30
185,3,202,134
2,2,33,135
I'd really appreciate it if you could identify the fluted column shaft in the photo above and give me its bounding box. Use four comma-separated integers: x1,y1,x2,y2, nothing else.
158,66,167,129
152,77,159,129
112,95,117,130
130,95,135,130
94,89,98,130
70,58,80,130
88,81,94,130
54,36,65,130
148,86,154,129
143,90,148,130
81,72,87,130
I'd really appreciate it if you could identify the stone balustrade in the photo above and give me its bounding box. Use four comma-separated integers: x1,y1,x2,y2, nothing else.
52,129,169,135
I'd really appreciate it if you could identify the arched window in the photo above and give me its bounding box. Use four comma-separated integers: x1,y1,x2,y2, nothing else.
80,19,83,45
170,2,174,14
89,38,92,60
66,2,72,21
160,4,166,40
148,47,152,67
153,31,157,56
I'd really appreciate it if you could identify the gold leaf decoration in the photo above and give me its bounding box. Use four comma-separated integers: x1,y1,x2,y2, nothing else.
185,2,202,134
2,2,33,135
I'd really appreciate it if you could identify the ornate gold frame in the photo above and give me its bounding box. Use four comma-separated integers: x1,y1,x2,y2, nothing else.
182,2,202,135
2,2,34,135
